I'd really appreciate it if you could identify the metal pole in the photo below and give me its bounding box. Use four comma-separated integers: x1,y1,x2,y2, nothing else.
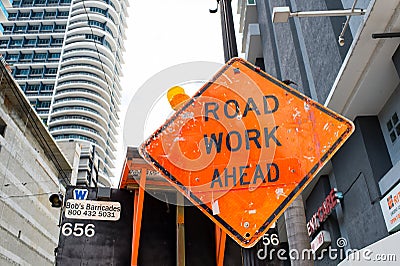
219,0,238,62
291,8,364,18
372,32,400,39
176,194,185,266
216,1,258,264
209,1,238,264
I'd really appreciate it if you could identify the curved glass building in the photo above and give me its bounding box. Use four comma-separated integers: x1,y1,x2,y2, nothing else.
0,0,128,186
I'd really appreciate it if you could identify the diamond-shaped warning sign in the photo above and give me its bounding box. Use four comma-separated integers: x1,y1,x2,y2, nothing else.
140,58,354,247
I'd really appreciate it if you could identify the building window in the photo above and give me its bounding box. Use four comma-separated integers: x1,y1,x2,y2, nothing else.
19,12,30,18
12,1,21,7
85,34,103,43
104,40,112,51
3,26,13,32
37,38,50,45
6,54,19,61
43,84,54,91
8,13,17,19
58,11,69,17
387,112,400,143
0,116,6,137
21,0,34,6
44,11,56,18
26,84,40,91
15,68,29,76
51,38,63,45
41,24,53,31
89,20,104,29
33,53,47,61
48,52,60,59
28,24,40,32
45,68,57,75
14,25,26,32
10,39,23,46
24,38,37,46
0,40,8,47
34,0,45,5
54,24,66,31
31,12,43,19
30,68,43,75
20,53,33,61
379,85,400,165
36,101,51,109
90,7,107,16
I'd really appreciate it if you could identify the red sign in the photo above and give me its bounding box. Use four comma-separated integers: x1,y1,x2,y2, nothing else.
307,188,340,236
310,230,331,253
140,58,354,247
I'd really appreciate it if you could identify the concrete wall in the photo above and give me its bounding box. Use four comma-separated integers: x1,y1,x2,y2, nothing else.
257,0,311,96
255,0,367,103
331,117,391,250
303,117,392,266
0,92,62,264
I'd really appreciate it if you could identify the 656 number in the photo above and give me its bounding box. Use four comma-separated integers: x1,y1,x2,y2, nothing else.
62,223,95,237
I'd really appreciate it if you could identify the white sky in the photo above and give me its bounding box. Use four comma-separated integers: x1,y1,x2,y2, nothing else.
113,0,241,184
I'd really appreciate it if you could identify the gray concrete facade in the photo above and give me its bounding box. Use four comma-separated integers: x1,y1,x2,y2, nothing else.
255,0,371,103
0,61,71,265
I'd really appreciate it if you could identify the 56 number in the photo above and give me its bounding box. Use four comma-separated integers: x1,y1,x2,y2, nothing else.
262,233,279,246
62,223,95,237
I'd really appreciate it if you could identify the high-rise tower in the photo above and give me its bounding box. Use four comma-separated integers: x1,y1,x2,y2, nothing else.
0,0,128,186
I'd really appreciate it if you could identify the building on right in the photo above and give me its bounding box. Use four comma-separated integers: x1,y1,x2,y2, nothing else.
238,0,400,264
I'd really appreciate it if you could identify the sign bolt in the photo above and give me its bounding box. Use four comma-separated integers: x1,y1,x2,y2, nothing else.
244,221,250,228
233,68,240,74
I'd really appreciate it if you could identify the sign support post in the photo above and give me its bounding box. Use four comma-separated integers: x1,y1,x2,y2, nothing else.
176,193,186,266
131,168,146,266
212,0,238,262
216,227,227,266
219,0,238,62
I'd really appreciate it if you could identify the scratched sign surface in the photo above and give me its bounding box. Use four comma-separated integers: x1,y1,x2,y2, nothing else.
140,58,354,247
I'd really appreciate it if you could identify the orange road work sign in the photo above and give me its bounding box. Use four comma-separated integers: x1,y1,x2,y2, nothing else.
140,58,354,247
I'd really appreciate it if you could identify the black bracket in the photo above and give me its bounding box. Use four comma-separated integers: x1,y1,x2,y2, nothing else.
209,0,220,13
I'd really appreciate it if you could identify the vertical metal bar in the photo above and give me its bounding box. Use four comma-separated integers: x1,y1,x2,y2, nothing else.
215,1,237,264
220,0,238,62
215,226,221,264
131,168,146,266
176,193,185,266
217,229,226,266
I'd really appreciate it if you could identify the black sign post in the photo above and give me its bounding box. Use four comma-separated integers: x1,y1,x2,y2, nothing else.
55,186,134,265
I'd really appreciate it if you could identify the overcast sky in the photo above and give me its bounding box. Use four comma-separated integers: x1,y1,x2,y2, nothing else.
120,0,229,104
113,0,241,183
